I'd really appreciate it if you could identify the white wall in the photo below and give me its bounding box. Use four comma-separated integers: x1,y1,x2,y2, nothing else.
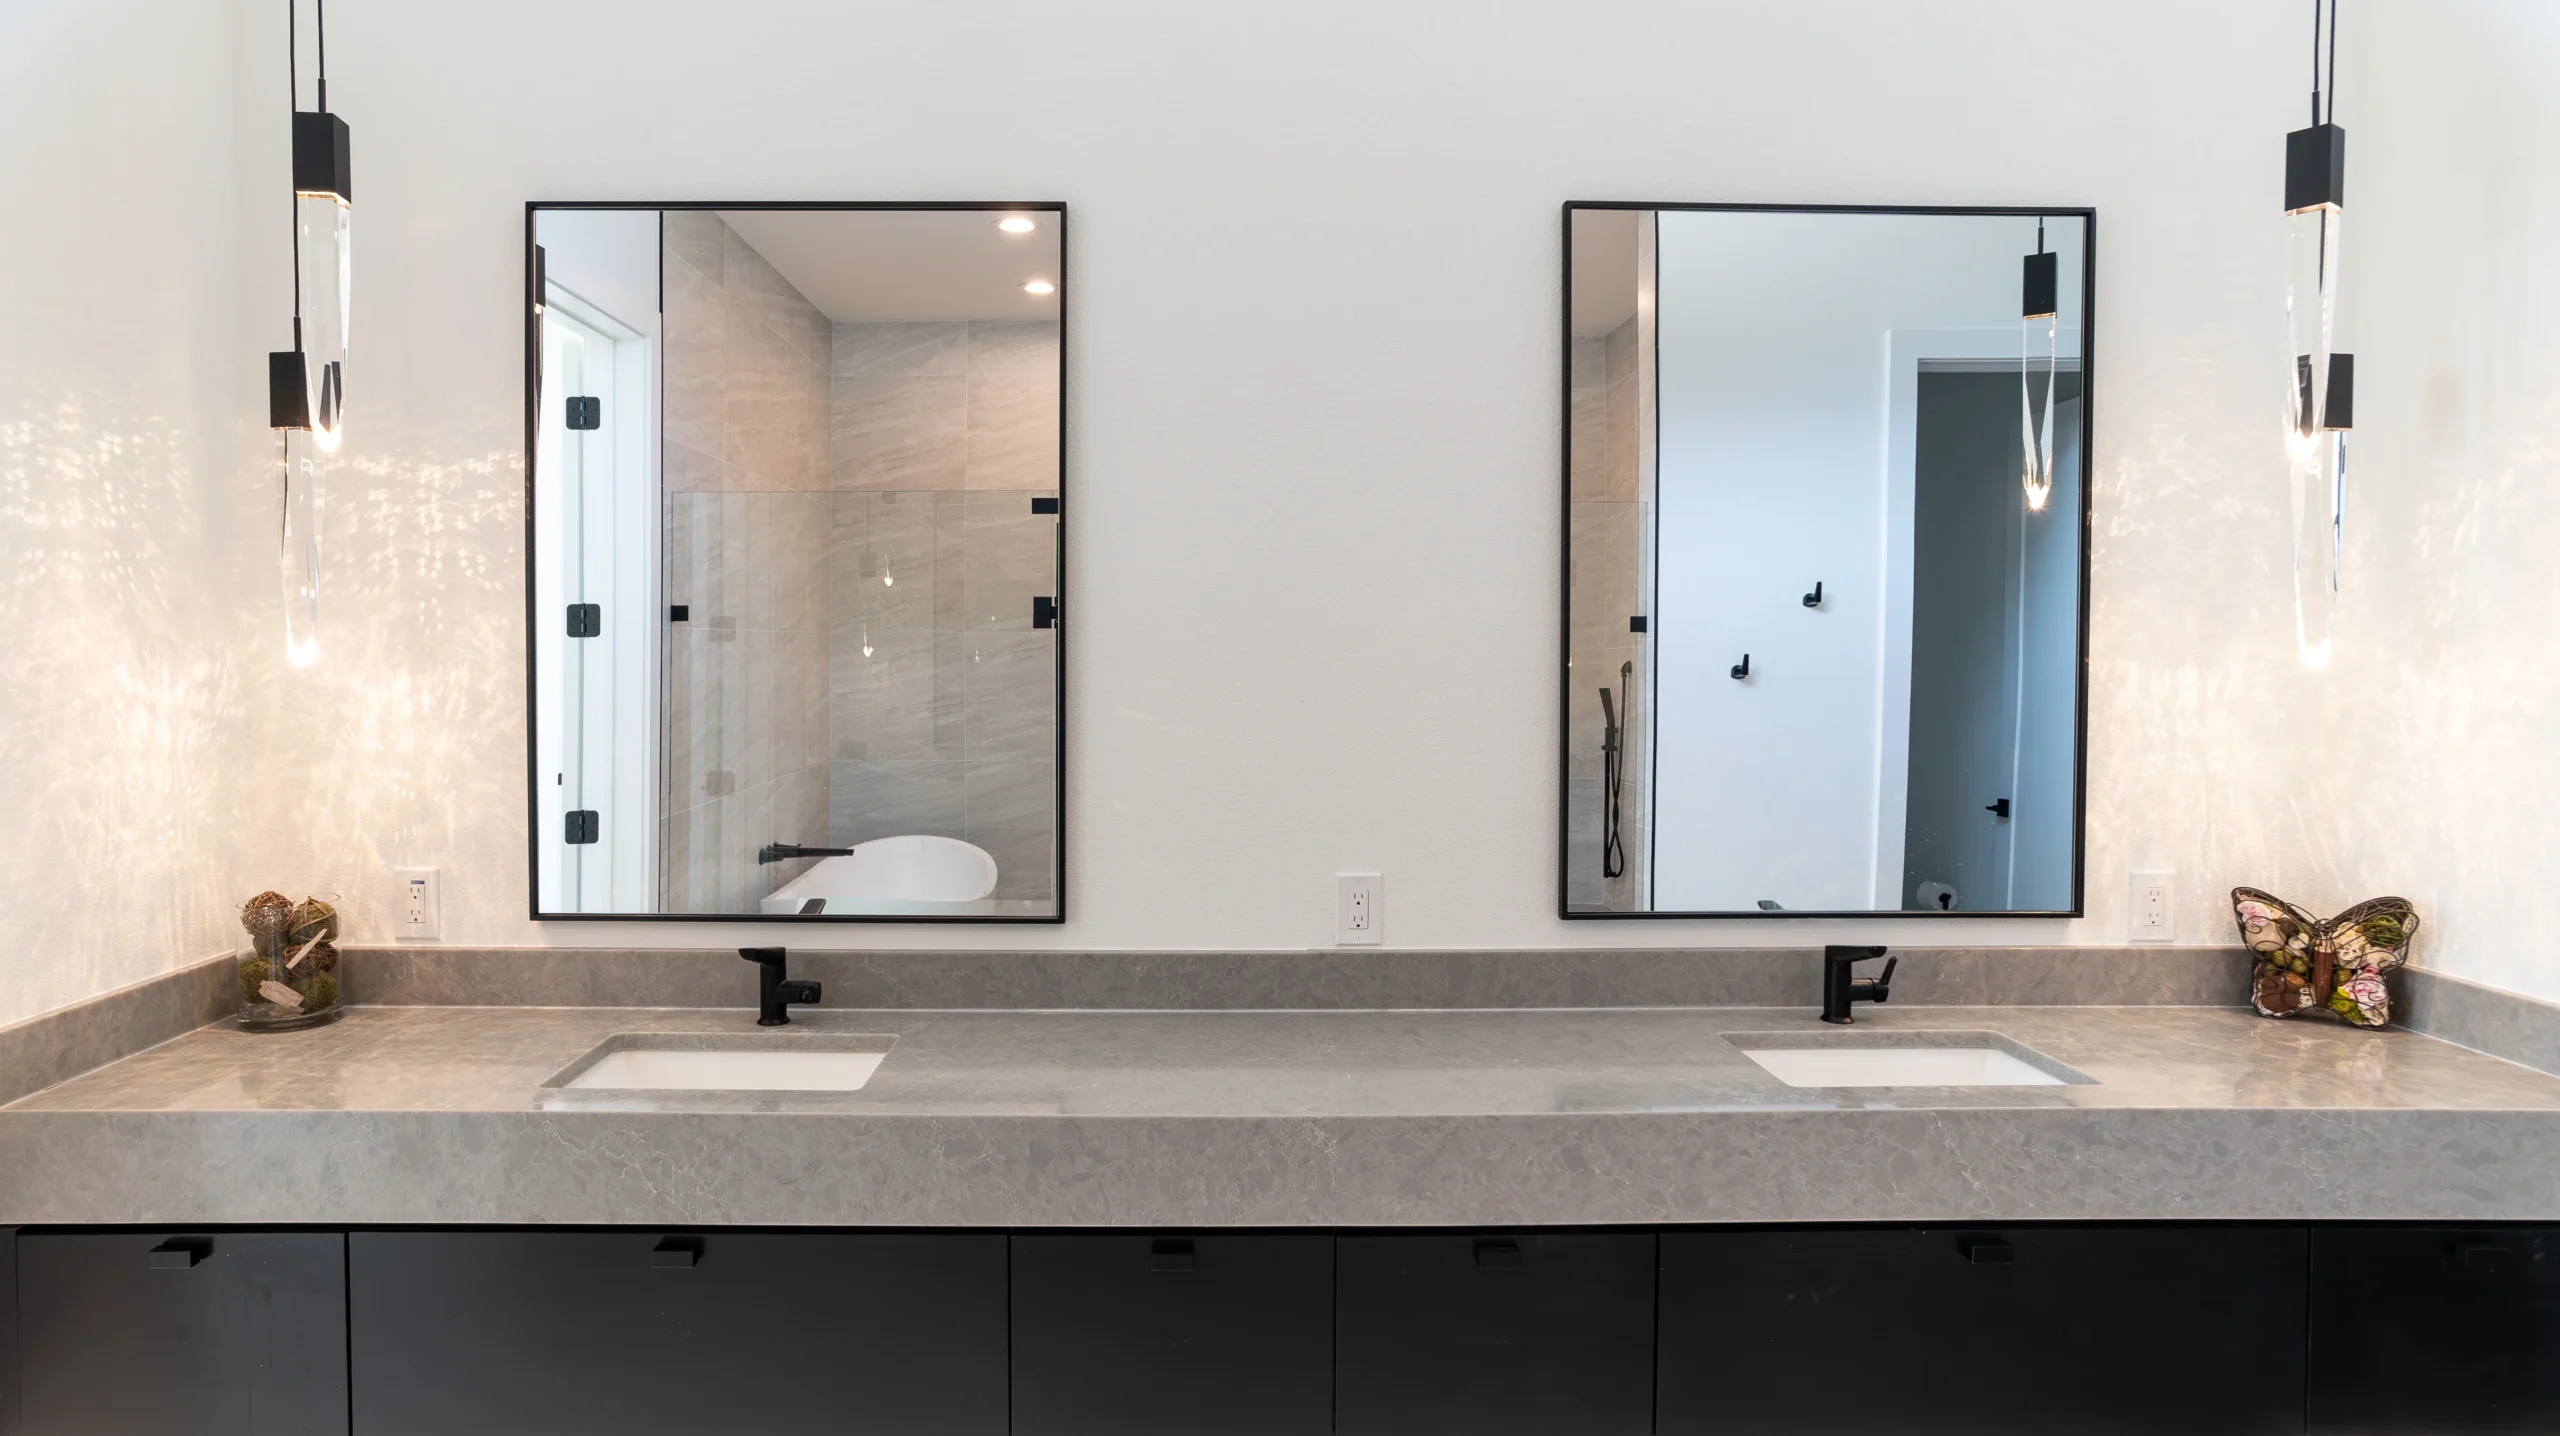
1652,211,2084,912
0,3,264,1025
2324,2,2560,1000
7,1,2560,1027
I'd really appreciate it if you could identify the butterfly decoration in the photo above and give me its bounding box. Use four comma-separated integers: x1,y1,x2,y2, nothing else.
2231,887,2419,1029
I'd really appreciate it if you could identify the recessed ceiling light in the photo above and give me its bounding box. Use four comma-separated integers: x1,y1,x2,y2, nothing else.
1022,279,1055,295
996,216,1037,234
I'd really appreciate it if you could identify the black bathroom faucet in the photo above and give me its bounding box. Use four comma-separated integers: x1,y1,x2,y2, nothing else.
740,948,822,1026
1820,945,1897,1025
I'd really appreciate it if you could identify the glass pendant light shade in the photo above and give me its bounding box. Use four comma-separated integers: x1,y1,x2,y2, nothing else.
279,429,324,667
2020,240,2059,512
293,110,351,448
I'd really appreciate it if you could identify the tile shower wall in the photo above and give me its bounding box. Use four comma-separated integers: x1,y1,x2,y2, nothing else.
658,212,834,912
829,321,1060,904
1567,317,1651,911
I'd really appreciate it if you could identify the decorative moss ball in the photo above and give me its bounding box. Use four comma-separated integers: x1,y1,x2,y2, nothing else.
241,891,293,941
287,897,338,945
300,972,339,1012
237,959,274,1004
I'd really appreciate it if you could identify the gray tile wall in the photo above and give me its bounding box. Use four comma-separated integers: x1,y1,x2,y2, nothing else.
1568,320,1648,911
659,212,835,912
827,321,1060,904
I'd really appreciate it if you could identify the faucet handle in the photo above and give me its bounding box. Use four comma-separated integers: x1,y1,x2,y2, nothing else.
1871,955,1898,995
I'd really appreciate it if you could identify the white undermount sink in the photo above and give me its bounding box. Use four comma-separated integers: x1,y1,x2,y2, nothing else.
1726,1031,2087,1089
544,1033,895,1095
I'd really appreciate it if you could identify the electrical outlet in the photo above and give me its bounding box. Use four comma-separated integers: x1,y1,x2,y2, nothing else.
394,867,441,940
2129,870,2174,943
1337,873,1382,946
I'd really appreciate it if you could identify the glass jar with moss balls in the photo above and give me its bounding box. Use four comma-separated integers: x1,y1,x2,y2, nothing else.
236,891,344,1031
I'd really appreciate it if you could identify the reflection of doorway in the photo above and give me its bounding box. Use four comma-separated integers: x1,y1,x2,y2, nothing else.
1900,368,2080,911
533,290,659,913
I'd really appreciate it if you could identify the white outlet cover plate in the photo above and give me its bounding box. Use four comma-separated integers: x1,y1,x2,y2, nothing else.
2129,870,2174,943
1336,873,1382,946
395,867,441,940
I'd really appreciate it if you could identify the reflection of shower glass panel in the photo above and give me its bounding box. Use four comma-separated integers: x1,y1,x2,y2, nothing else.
1562,205,2091,918
529,205,1067,922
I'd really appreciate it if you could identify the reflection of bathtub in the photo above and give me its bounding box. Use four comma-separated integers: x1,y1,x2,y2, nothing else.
760,836,1000,916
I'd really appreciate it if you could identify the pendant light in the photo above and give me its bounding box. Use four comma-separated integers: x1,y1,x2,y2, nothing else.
2286,0,2350,667
2019,217,2059,513
266,0,351,667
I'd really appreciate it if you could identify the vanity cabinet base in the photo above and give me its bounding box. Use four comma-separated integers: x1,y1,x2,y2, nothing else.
1659,1225,2307,1436
1010,1232,1333,1436
14,1230,347,1436
348,1230,1006,1436
1335,1230,1655,1436
2309,1227,2560,1433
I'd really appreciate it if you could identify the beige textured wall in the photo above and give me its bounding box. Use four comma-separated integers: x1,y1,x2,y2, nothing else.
658,212,833,912
0,2,262,1026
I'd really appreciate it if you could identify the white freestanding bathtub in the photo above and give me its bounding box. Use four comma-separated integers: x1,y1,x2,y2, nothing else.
760,836,1000,915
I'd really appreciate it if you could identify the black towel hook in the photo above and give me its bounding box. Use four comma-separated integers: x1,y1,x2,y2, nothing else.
1803,581,1823,609
1730,653,1751,680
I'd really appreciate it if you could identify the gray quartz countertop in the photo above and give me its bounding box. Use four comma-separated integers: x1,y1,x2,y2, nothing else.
4,1003,2558,1227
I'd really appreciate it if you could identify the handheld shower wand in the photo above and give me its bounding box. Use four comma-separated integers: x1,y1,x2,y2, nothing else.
1599,662,1630,880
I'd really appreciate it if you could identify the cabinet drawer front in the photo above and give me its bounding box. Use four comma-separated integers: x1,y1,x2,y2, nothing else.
1661,1226,2306,1436
1336,1231,1655,1436
1011,1232,1333,1436
16,1231,348,1436
348,1231,1005,1436
2311,1227,2560,1433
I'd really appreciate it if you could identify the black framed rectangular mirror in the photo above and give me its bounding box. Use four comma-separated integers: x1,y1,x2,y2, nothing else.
1562,203,2092,918
526,202,1066,921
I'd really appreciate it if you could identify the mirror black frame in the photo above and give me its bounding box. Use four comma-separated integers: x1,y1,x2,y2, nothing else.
1556,201,2095,920
522,200,1069,923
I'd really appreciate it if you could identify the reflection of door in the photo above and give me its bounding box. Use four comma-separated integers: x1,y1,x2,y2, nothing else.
1903,372,2020,911
533,292,658,913
1901,370,2079,911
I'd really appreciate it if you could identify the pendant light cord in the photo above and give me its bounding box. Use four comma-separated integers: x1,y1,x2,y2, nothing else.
2325,0,2339,124
315,0,327,114
2311,0,2340,125
286,0,301,350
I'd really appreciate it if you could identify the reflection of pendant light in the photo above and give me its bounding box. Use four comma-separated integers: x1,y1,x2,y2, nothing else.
265,0,351,666
2286,0,2351,667
2019,218,2058,512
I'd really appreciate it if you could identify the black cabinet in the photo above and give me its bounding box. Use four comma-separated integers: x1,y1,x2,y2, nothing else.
13,1229,348,1436
347,1230,1005,1436
1010,1232,1332,1436
1660,1225,2306,1436
2310,1226,2560,1432
1336,1231,1655,1436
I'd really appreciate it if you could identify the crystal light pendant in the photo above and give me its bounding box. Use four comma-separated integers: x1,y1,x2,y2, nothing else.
2285,0,2351,667
265,0,350,666
2019,220,2059,512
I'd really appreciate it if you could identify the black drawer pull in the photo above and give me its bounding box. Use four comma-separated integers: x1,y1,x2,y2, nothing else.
651,1237,703,1269
1149,1238,1196,1272
147,1238,212,1270
1474,1238,1524,1270
1962,1237,2016,1266
2455,1239,2514,1269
